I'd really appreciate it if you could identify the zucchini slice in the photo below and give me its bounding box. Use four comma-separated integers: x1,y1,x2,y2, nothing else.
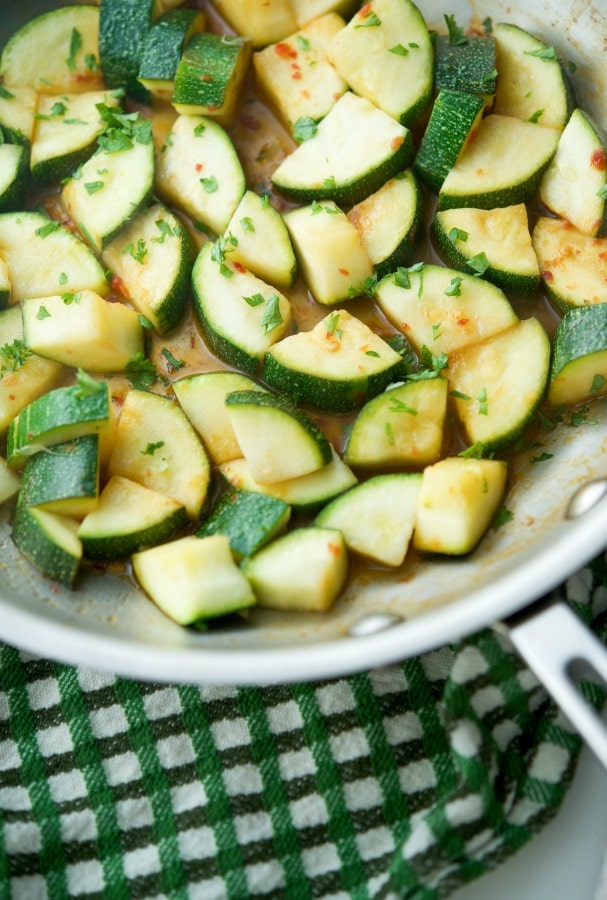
138,9,205,103
155,114,246,237
0,5,103,94
12,498,82,588
211,0,297,48
375,264,518,356
548,304,607,406
438,114,560,210
315,473,422,567
539,108,607,237
132,534,256,624
0,87,37,146
271,91,414,206
224,190,297,290
448,318,551,451
432,204,540,295
291,0,358,27
0,258,11,309
196,490,290,561
0,144,28,213
19,434,100,519
0,456,20,505
192,242,292,376
102,202,194,335
415,90,486,193
241,527,348,612
532,216,607,311
347,170,423,277
327,0,434,126
261,309,405,413
434,33,497,98
78,475,187,560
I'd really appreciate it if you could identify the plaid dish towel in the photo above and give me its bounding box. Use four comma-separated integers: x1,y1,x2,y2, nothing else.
0,554,605,899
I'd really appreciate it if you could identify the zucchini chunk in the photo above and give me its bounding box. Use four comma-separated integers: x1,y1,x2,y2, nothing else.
12,498,82,589
173,32,252,126
548,304,607,406
327,0,434,126
532,217,607,311
0,211,110,303
253,14,348,136
0,144,27,213
220,448,357,514
291,0,358,27
192,242,292,376
432,204,540,295
22,291,145,373
0,87,37,146
225,390,332,484
375,264,518,356
19,434,100,519
241,527,348,612
0,6,103,94
539,109,607,237
261,309,405,413
196,490,290,561
315,473,422,567
494,22,574,131
415,90,486,193
0,259,11,310
132,534,256,625
211,0,297,48
347,170,423,277
344,377,448,469
102,202,194,335
155,114,246,237
448,318,551,451
271,91,414,206
107,388,210,520
434,33,497,98
173,371,268,466
413,457,508,556
78,475,187,560
438,114,560,210
284,202,373,305
0,456,20,505
138,9,205,103
224,190,297,290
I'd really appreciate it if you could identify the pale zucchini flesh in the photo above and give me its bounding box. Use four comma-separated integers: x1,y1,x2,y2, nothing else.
12,498,82,588
0,87,37,146
224,191,297,290
532,217,607,311
548,304,607,406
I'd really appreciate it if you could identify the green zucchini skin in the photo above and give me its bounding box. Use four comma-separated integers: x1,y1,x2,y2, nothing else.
196,489,290,560
138,9,203,90
0,144,27,213
19,434,100,517
99,0,154,103
415,90,486,193
12,496,82,588
548,304,607,406
434,33,497,96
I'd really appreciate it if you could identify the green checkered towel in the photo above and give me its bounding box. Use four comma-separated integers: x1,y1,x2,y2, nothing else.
1,554,605,899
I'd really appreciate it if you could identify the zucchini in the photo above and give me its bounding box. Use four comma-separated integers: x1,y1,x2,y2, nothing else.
315,473,422,567
414,90,486,193
347,170,423,277
271,91,414,206
291,0,358,27
438,114,560,210
0,211,110,303
7,381,110,467
191,242,292,376
211,0,297,49
172,32,252,126
0,6,103,94
0,87,37,146
494,22,574,131
219,448,357,514
22,290,145,373
132,534,256,624
173,371,267,466
548,304,607,407
30,90,121,187
225,389,332,484
343,377,448,469
539,108,607,237
261,309,405,413
224,190,297,290
327,0,434,126
78,475,187,560
413,457,508,556
252,13,348,136
241,527,348,612
284,201,374,305
102,202,194,335
375,264,518,356
0,258,9,308
432,204,540,295
0,143,28,213
107,388,210,520
155,114,246,237
19,434,100,519
0,456,20,505
196,490,290,561
532,216,607,311
434,33,497,98
448,317,551,451
12,497,82,588
138,9,205,103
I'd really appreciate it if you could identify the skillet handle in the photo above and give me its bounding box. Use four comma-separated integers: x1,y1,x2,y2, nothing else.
506,600,607,771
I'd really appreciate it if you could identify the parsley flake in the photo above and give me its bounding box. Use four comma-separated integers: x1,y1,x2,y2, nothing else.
66,28,83,72
73,369,104,398
36,305,50,320
389,44,409,56
445,13,468,46
0,339,31,376
141,441,165,456
296,35,311,51
125,353,157,390
524,46,557,60
123,239,147,264
161,348,185,372
355,11,381,27
388,397,418,415
35,220,61,238
200,175,218,193
590,374,606,394
61,291,81,305
261,295,283,334
84,180,104,195
293,116,318,143
467,252,490,276
240,216,255,232
243,293,265,307
477,387,488,415
445,276,463,297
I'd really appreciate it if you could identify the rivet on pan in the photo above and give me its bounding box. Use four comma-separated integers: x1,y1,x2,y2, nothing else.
566,479,607,519
349,613,403,637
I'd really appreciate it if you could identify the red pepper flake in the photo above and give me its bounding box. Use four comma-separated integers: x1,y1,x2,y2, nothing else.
8,395,15,401
598,251,607,262
111,274,127,297
328,542,342,557
338,268,350,276
590,148,607,170
275,42,297,59
359,3,373,16
391,135,404,150
195,163,203,172
201,74,213,82
456,317,469,326
401,322,410,331
234,262,246,273
542,269,554,283
292,71,302,80
301,89,310,99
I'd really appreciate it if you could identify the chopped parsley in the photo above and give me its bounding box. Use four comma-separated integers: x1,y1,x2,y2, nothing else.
84,53,99,72
84,180,105,195
322,175,337,191
431,323,442,341
365,350,380,358
152,218,178,244
325,311,342,338
590,373,606,394
243,293,265,307
384,421,395,445
450,389,471,401
483,17,493,35
467,252,490,277
96,104,153,153
261,294,283,334
240,216,255,232
73,368,104,398
388,397,418,415
193,122,206,137
597,184,607,200
389,44,409,57
444,13,468,46
476,387,488,416
459,442,486,459
0,339,31,376
200,175,218,193
161,348,185,372
59,272,68,286
449,227,469,243
66,28,83,72
141,441,165,456
394,262,425,296
138,314,154,330
348,275,378,299
445,276,463,297
0,86,15,100
492,506,513,530
526,109,545,123
530,451,554,463
123,239,148,264
61,291,81,305
36,305,50,320
293,116,317,142
125,353,158,390
35,220,61,238
524,46,557,60
355,10,381,27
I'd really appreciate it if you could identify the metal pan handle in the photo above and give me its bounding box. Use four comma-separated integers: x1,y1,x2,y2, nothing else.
507,600,607,771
